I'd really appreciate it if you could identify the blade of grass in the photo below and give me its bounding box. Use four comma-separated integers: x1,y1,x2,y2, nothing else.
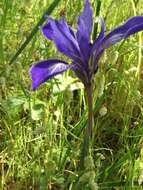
104,0,114,21
98,181,140,189
0,0,10,62
130,0,143,79
92,0,101,41
9,0,61,65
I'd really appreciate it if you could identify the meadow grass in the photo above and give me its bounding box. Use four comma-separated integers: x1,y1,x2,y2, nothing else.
1,0,143,189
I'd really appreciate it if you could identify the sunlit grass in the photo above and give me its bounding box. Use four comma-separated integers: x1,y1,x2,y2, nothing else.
1,0,143,189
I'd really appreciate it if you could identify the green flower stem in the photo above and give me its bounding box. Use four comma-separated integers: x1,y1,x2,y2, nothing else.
86,84,93,138
80,84,93,169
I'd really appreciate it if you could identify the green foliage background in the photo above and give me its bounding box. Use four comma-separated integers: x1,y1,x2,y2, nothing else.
1,0,143,189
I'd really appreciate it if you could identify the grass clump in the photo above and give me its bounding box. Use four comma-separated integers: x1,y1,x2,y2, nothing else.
1,0,143,189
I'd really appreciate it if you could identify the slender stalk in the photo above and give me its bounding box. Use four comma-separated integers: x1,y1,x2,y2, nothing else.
86,84,93,138
80,84,93,169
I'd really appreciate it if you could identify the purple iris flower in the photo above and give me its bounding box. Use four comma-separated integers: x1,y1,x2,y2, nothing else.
29,0,143,167
29,0,143,91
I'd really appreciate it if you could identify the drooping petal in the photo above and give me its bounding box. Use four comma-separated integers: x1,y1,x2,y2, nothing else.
92,16,143,71
76,0,93,63
41,17,82,63
29,59,71,90
125,23,143,37
101,16,143,49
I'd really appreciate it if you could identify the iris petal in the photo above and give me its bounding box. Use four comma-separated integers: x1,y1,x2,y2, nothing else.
76,0,93,63
72,62,90,86
101,16,143,49
125,23,143,37
92,16,105,52
29,59,71,90
91,17,105,72
40,22,53,40
92,16,143,71
41,18,82,63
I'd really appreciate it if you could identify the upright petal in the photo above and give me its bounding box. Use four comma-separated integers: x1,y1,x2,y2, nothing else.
76,0,93,63
41,17,82,63
40,22,53,41
91,17,105,52
29,59,71,90
91,17,105,72
92,49,104,73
